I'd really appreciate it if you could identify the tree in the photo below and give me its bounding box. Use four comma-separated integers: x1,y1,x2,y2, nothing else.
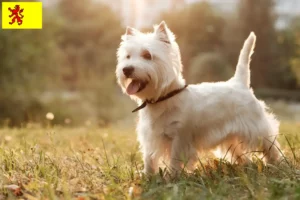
0,0,126,125
288,16,300,88
161,2,225,74
236,0,296,89
188,53,233,84
0,14,62,125
56,0,122,90
54,0,125,123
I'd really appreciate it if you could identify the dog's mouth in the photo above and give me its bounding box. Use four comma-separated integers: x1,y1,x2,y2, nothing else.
125,79,148,95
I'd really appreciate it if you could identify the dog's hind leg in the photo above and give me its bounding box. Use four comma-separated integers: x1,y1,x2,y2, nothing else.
215,138,251,164
259,110,283,164
262,137,282,164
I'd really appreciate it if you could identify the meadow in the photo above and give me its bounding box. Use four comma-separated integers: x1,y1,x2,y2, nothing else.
0,121,299,200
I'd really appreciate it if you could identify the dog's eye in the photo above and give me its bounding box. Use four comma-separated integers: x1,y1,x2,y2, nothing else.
141,51,152,60
126,55,130,59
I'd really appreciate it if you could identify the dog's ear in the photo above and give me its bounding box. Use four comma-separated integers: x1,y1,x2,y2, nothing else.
154,21,175,44
125,27,136,36
122,26,140,40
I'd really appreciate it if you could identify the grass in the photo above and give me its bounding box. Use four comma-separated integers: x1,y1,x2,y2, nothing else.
0,121,300,199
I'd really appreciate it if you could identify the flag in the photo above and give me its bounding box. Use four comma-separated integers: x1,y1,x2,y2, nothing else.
2,2,43,29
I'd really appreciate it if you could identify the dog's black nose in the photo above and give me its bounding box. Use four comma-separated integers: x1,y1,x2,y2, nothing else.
123,66,134,77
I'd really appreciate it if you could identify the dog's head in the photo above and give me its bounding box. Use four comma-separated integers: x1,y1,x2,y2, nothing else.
116,21,185,102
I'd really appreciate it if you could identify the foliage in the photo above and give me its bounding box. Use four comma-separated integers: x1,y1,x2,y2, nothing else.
289,16,300,87
161,2,224,72
0,0,126,126
236,0,297,89
55,0,122,90
161,1,298,89
0,10,62,125
188,52,233,84
0,0,300,126
0,122,299,199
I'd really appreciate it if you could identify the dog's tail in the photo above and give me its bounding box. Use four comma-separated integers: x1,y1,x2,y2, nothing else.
233,32,256,88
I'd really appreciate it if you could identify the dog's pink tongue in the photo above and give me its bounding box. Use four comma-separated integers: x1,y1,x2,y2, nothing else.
126,80,140,95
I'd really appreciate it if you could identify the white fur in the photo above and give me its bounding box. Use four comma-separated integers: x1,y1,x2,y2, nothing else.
116,22,282,174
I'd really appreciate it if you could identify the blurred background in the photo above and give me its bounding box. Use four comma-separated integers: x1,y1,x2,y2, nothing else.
0,0,299,127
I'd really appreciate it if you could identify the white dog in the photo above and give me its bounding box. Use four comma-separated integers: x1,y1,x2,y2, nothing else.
116,21,282,174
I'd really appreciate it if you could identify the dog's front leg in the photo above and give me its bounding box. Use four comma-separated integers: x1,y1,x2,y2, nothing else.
138,127,160,174
170,136,197,175
143,152,156,174
171,138,188,174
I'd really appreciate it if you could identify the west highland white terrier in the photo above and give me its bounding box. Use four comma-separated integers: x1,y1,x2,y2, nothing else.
116,21,282,174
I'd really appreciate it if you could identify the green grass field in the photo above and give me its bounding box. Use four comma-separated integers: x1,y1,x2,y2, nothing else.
0,121,300,199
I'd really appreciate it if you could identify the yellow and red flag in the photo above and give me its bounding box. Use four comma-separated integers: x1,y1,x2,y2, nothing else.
2,2,43,29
